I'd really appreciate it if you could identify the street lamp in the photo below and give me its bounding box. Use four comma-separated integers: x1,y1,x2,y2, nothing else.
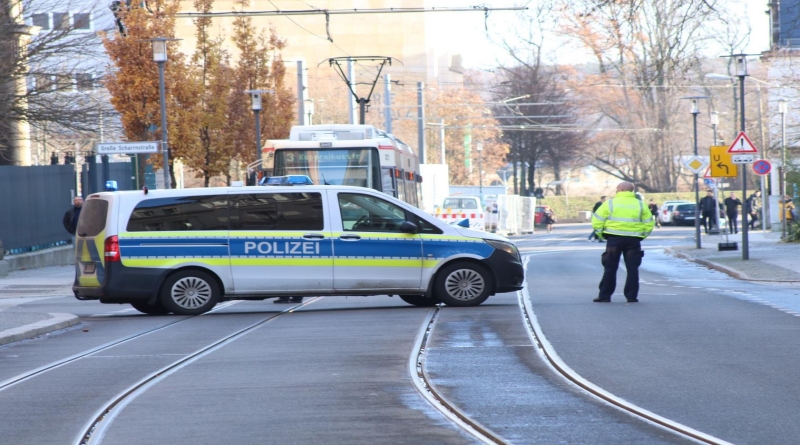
304,98,315,125
681,96,708,249
145,37,180,189
779,98,788,239
710,111,719,145
246,89,274,185
477,142,484,202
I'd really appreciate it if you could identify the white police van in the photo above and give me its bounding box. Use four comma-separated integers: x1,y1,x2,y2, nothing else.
73,185,524,315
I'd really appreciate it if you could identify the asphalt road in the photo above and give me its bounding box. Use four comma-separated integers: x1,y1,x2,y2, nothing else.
0,224,798,444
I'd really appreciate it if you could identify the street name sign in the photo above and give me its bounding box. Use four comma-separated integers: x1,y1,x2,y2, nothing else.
752,159,772,176
97,142,160,154
683,156,708,174
709,145,738,177
726,131,758,154
732,154,755,164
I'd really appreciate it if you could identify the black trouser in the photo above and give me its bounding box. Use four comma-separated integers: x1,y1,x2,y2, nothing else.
749,212,758,228
598,235,643,301
727,212,738,233
701,210,716,233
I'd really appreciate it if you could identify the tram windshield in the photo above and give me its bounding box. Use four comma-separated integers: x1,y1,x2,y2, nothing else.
273,148,381,190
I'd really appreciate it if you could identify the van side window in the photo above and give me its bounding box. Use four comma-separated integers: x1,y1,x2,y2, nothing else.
126,195,228,232
76,199,108,236
230,193,323,231
339,193,406,232
413,215,443,234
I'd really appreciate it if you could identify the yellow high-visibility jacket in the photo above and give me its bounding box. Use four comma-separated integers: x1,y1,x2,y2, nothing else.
592,191,655,239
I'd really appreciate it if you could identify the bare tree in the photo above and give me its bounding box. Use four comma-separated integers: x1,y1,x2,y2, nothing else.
0,0,118,165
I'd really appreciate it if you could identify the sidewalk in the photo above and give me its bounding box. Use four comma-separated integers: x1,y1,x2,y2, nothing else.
666,230,800,283
0,265,80,346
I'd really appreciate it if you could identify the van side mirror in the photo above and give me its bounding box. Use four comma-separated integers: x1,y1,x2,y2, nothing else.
400,221,419,234
457,219,470,228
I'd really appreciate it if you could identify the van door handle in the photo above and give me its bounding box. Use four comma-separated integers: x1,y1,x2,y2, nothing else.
339,234,361,241
303,234,325,239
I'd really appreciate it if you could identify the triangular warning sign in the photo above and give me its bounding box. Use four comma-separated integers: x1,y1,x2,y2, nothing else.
727,131,759,154
703,166,712,179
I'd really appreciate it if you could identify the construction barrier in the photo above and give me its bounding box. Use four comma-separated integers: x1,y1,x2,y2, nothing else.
434,209,486,231
496,195,536,236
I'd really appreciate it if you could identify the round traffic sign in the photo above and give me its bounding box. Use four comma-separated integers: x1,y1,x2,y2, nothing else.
752,159,772,176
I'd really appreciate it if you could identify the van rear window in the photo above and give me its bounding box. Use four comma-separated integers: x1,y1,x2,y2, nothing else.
76,199,108,237
127,195,228,232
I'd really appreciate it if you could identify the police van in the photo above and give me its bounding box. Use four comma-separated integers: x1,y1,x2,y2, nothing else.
73,185,525,315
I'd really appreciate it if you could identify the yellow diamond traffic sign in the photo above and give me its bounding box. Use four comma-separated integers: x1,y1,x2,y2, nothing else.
683,156,708,174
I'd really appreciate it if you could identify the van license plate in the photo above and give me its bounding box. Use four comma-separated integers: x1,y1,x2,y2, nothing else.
83,263,96,274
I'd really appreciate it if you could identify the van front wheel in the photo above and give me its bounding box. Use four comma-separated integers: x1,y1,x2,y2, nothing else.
434,262,492,307
160,270,219,315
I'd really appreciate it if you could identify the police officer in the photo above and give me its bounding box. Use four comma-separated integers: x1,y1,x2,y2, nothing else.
591,182,655,303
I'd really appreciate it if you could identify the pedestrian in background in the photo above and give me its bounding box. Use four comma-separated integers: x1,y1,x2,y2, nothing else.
62,196,83,243
782,195,796,227
588,196,607,242
746,190,762,230
648,199,661,228
544,209,557,233
591,182,654,303
698,190,718,234
724,192,742,234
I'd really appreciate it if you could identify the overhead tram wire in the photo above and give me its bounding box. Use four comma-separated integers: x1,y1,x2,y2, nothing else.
174,6,528,19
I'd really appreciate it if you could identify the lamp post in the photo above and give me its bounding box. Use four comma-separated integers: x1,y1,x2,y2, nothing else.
681,96,708,249
477,142,484,202
147,37,180,189
304,98,315,125
246,89,274,186
735,55,750,260
779,98,788,239
710,110,722,234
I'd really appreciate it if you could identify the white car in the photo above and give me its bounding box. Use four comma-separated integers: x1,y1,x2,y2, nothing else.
658,200,692,225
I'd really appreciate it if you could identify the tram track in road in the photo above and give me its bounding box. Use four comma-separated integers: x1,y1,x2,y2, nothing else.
517,254,733,445
74,297,318,445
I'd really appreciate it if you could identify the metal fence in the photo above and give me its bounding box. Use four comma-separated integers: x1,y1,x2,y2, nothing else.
0,162,135,255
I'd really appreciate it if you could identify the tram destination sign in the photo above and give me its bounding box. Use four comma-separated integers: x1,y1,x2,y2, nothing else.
97,142,160,154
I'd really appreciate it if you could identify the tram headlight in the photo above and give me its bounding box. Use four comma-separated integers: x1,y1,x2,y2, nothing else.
485,240,520,261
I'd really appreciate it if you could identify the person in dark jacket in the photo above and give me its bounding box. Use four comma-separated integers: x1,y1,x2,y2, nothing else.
698,190,718,234
724,192,742,234
746,191,761,229
62,196,83,242
588,196,607,242
648,199,661,228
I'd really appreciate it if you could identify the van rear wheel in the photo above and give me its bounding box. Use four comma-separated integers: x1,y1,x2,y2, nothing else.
130,301,171,315
434,262,492,307
160,270,219,315
399,295,439,307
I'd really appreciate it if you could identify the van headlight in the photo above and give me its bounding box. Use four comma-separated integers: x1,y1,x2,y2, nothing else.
485,240,520,261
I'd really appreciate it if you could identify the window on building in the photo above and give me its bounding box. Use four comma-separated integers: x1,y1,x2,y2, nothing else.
55,74,73,92
53,12,70,30
76,73,94,91
73,13,91,30
34,74,54,92
31,13,50,30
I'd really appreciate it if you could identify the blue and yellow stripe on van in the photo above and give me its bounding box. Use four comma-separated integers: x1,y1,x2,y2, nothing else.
76,229,106,287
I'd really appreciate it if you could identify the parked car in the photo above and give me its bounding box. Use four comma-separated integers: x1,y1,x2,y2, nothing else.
672,203,698,226
658,200,692,225
534,205,552,225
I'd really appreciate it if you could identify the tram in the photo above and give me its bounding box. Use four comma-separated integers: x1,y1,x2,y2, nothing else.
261,124,422,207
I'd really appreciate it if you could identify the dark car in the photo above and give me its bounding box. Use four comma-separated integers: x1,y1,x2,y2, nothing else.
672,203,697,226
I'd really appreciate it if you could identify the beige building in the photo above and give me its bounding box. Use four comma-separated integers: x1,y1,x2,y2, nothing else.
175,0,467,127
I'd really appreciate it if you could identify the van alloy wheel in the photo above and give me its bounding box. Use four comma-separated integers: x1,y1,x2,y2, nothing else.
434,262,492,307
160,270,219,315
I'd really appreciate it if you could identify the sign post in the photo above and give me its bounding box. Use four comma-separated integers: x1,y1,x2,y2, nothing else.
727,131,758,259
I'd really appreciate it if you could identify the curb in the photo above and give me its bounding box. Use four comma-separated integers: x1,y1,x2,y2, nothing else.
664,247,749,280
0,313,80,346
